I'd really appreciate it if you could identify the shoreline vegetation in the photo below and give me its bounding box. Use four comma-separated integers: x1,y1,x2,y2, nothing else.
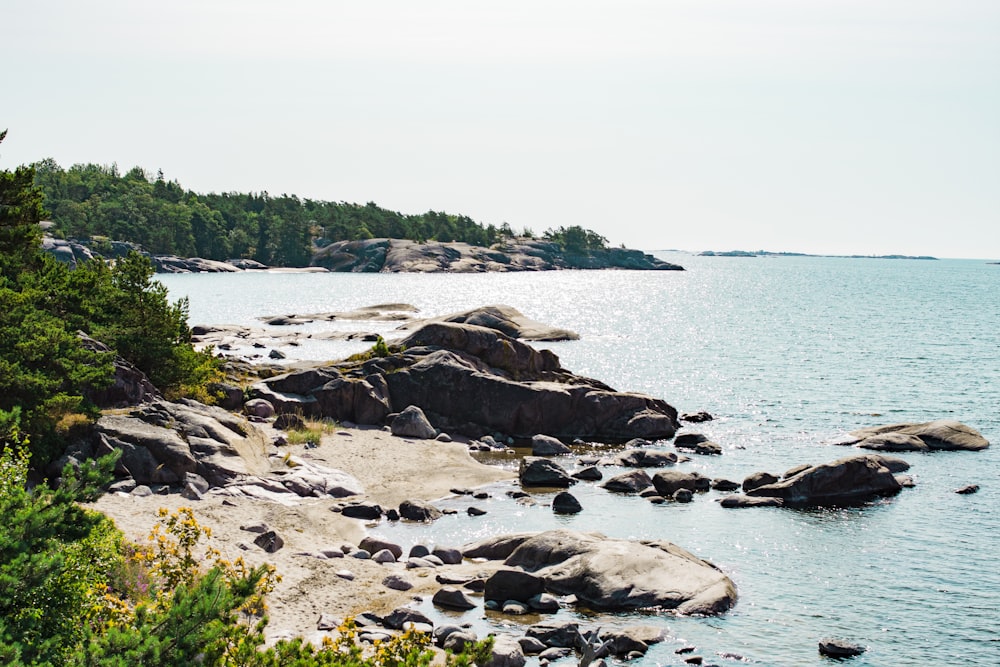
3,141,993,665
1,140,501,665
31,158,682,273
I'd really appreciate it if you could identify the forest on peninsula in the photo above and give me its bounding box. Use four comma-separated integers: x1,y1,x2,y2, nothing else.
32,159,610,266
1,138,493,664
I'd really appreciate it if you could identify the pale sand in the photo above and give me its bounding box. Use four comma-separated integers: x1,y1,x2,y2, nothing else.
88,426,514,643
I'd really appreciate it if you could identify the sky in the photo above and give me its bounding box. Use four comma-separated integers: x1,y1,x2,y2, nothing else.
2,1,998,258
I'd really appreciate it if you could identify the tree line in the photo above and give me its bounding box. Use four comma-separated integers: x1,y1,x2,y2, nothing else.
2,134,492,664
32,159,610,266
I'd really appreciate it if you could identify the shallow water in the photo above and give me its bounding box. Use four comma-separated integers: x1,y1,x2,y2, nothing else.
162,255,1000,666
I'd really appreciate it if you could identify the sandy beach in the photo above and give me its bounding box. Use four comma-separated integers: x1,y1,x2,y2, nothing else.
89,425,514,643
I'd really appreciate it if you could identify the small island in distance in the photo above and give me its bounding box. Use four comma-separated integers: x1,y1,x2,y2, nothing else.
696,249,939,260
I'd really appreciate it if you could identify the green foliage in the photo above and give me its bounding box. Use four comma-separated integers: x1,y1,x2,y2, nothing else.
0,137,221,461
0,436,120,665
1,454,495,666
346,335,392,363
543,225,608,254
33,160,508,264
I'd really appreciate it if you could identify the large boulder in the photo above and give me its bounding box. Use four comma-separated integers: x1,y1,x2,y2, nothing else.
531,434,572,456
601,470,653,494
469,530,736,614
746,455,902,506
843,420,989,451
255,322,679,443
390,405,437,439
651,470,711,497
519,457,576,488
601,448,678,468
384,324,677,442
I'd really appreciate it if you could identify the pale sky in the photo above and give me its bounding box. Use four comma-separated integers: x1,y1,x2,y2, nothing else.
3,1,998,258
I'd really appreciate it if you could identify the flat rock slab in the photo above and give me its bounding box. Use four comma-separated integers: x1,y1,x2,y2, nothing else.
846,419,989,451
466,529,736,615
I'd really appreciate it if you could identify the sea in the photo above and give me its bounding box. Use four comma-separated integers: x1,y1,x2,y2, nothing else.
160,253,1000,666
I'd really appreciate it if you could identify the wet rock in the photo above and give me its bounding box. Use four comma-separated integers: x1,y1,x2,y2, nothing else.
552,491,583,514
746,455,902,506
518,636,547,655
468,506,487,516
572,466,603,481
519,457,577,488
680,411,713,423
603,449,679,467
783,464,811,479
601,470,653,494
818,638,866,657
339,502,383,520
955,484,980,495
485,569,546,603
399,499,442,522
693,441,722,455
673,488,693,503
432,586,477,610
531,434,572,456
711,478,740,492
528,592,561,612
525,620,581,648
742,471,779,493
501,600,530,615
432,546,463,565
855,432,929,452
382,607,434,631
486,529,736,613
720,495,784,508
674,433,709,450
651,470,711,497
846,420,989,451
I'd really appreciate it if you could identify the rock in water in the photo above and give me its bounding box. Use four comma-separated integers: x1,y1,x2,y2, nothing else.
746,455,901,506
846,420,989,451
473,529,736,614
552,491,583,514
519,457,577,488
531,434,572,455
432,587,477,610
818,639,865,657
398,499,443,522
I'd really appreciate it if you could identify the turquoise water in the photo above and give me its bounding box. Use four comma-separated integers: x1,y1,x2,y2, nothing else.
161,255,1000,666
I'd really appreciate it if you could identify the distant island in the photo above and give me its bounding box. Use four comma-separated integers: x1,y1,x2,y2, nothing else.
697,250,938,260
31,159,681,272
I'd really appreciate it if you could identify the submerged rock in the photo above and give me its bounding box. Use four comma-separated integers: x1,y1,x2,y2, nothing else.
842,420,989,451
818,638,866,658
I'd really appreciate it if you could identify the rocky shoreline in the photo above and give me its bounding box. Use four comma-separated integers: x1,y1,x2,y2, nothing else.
41,233,683,274
69,306,990,666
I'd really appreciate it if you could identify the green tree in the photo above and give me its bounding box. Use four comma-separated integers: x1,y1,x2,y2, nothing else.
0,434,119,665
